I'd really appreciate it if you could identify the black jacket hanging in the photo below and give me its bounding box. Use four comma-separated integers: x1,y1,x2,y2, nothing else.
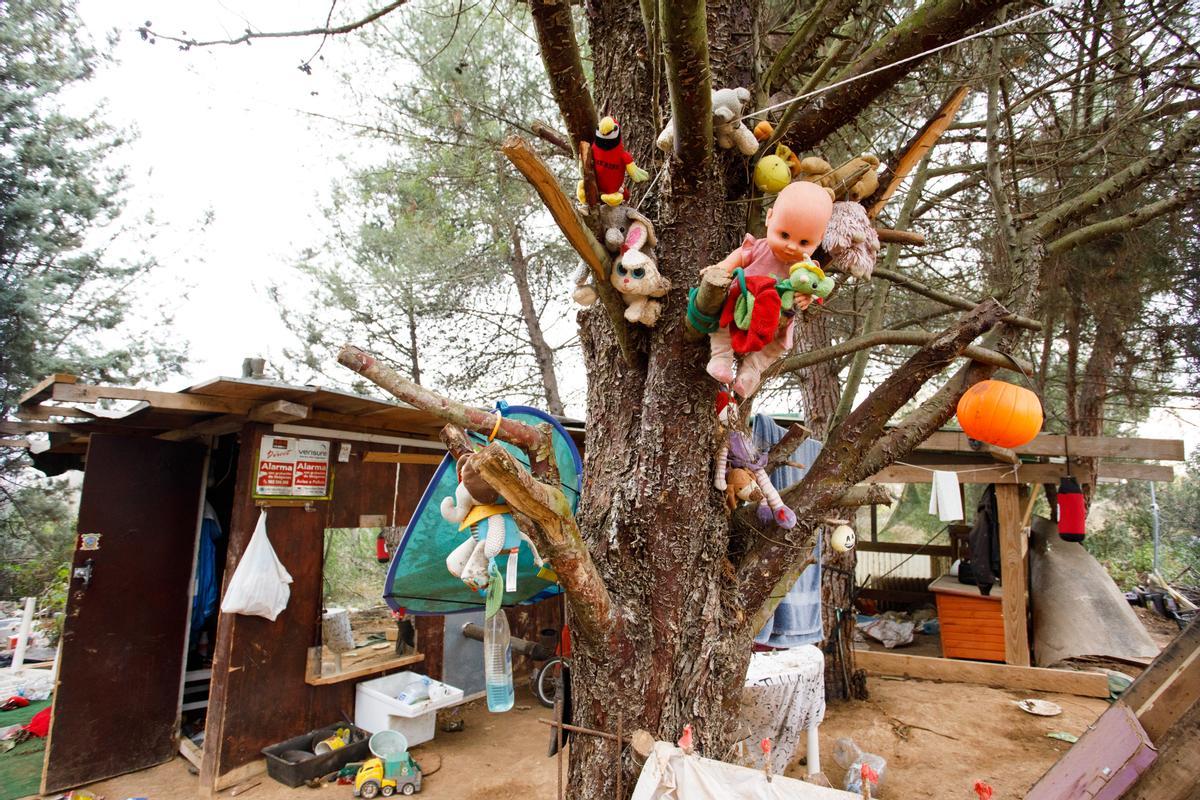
962,484,1001,595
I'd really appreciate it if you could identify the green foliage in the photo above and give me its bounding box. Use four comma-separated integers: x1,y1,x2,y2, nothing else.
280,0,579,410
0,479,75,642
1086,455,1200,590
322,528,390,609
1,0,184,603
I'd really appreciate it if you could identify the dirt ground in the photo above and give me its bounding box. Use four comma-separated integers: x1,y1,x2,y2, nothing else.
28,673,1110,800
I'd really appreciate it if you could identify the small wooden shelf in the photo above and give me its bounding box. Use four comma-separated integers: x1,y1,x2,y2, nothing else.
929,574,1005,662
304,648,424,686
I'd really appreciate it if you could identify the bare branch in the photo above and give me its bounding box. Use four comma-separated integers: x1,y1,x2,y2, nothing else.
659,0,713,170
531,120,574,158
337,345,549,454
1029,113,1200,240
764,423,813,475
1047,188,1200,255
777,328,1032,375
762,0,858,96
836,484,898,507
785,0,1014,151
139,1,408,50
529,0,598,153
872,266,1042,331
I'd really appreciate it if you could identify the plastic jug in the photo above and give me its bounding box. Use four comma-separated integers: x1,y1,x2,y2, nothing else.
483,609,515,712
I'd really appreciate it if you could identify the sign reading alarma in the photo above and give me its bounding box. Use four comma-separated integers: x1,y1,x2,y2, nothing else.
255,436,331,498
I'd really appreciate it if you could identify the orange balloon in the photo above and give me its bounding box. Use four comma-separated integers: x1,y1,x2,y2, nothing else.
956,379,1043,448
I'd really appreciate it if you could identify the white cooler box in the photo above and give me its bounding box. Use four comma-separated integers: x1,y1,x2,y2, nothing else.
355,671,464,746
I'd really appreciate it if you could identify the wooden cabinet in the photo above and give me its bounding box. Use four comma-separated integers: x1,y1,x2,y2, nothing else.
929,574,1006,662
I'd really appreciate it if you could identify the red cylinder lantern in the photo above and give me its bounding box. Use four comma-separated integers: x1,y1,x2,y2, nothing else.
1057,475,1086,542
375,533,390,563
956,379,1043,448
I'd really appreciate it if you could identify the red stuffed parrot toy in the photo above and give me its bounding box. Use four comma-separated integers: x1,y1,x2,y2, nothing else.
580,116,650,207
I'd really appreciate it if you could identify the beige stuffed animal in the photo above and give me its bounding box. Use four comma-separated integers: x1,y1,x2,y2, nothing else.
798,154,881,201
657,87,759,157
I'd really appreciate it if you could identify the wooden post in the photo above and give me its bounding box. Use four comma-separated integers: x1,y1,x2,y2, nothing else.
996,483,1030,666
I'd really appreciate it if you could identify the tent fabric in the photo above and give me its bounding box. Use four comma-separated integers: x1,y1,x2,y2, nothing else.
384,404,581,614
632,742,859,800
751,416,823,647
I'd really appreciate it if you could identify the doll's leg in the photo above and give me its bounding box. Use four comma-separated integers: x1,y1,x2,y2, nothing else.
753,468,797,528
461,541,490,589
732,338,786,397
481,515,508,559
446,536,477,578
707,328,736,383
713,443,730,490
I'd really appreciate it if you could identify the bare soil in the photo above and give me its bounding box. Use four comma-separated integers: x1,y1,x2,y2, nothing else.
29,674,1109,800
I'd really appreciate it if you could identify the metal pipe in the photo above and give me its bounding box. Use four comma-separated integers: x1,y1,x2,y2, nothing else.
1150,482,1161,574
461,622,553,661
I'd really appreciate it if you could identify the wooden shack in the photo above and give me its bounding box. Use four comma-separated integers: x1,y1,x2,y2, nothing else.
7,374,566,796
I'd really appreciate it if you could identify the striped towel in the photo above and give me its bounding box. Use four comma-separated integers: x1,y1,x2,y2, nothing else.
751,415,824,647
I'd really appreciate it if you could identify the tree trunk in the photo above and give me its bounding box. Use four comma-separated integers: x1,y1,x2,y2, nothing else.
507,222,566,415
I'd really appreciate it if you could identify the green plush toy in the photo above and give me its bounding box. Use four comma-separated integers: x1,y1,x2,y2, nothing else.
778,260,835,309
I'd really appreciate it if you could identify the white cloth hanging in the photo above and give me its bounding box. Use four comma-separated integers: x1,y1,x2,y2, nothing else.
928,470,964,522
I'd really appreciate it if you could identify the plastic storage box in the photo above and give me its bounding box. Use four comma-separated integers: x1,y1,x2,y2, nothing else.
355,671,464,746
261,723,370,788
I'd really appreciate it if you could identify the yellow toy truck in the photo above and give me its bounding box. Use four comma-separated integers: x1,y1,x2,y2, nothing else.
354,730,422,797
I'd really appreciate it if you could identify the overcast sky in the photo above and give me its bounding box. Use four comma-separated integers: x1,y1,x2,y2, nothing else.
69,1,1199,455
74,1,382,385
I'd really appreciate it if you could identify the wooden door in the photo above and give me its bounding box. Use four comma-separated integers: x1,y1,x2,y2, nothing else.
42,434,207,793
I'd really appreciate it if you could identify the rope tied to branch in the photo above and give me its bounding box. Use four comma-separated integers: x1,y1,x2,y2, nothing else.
687,287,721,333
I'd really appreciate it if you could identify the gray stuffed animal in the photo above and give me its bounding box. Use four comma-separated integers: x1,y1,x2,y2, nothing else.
656,87,758,157
572,205,656,306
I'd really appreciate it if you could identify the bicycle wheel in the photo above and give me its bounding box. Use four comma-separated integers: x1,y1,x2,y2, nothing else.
533,656,564,708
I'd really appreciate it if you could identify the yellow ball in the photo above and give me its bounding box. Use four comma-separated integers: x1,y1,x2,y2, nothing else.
753,155,791,194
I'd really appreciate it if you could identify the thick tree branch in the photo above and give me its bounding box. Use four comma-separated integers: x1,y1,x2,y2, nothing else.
776,328,1032,375
338,345,550,455
762,0,858,96
736,300,1008,614
764,423,813,475
659,0,713,170
529,0,598,153
1029,113,1200,240
784,0,1013,151
873,266,1042,330
139,1,408,49
1047,188,1200,255
836,484,898,507
471,441,613,640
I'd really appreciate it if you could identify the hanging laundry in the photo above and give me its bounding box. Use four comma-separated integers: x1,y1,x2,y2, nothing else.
928,470,964,522
191,501,224,635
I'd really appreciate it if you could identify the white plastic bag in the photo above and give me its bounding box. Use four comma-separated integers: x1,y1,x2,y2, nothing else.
220,510,292,621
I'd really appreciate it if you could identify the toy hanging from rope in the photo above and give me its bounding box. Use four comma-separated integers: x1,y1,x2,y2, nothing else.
1057,439,1086,542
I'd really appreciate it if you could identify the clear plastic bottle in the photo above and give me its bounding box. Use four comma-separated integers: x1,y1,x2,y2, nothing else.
483,609,515,712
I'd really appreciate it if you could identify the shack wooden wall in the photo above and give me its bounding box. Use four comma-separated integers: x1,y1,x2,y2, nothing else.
200,424,435,790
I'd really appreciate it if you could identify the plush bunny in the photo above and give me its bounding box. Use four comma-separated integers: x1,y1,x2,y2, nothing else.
572,205,655,306
657,87,759,157
441,452,544,591
611,217,670,326
822,201,880,279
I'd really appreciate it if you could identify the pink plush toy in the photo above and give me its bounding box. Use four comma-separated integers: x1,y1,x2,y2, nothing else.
822,201,880,279
705,181,834,397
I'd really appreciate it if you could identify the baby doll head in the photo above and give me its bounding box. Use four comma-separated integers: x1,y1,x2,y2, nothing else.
764,182,835,264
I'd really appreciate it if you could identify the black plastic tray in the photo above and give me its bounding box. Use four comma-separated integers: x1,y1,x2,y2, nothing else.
261,722,371,788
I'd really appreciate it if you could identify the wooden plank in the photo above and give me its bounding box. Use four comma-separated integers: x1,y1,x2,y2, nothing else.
15,403,98,421
916,431,1184,461
52,383,257,415
179,737,203,769
1122,617,1200,743
0,438,31,448
247,399,310,424
362,452,445,465
867,462,1092,485
304,651,425,686
854,650,1110,697
856,541,954,557
1096,462,1175,482
0,420,77,434
996,483,1030,666
930,574,1004,599
19,373,78,406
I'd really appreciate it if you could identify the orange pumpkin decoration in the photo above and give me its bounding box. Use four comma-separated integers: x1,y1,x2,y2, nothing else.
753,120,774,142
956,379,1043,448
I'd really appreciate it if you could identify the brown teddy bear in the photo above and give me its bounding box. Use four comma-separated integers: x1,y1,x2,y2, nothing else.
724,467,764,511
798,154,881,202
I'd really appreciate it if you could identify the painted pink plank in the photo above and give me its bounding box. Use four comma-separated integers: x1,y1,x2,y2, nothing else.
1025,703,1157,799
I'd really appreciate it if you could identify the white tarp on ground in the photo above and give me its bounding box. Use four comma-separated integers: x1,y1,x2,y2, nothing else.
633,743,860,800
